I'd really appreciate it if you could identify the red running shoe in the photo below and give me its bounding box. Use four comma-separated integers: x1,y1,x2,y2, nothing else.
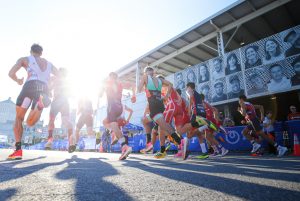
7,150,22,160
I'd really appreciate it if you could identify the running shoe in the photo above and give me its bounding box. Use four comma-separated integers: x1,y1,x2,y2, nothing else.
68,145,76,153
7,150,22,160
154,151,167,159
195,153,209,159
210,152,221,157
45,140,52,150
119,145,132,160
140,142,153,154
277,145,288,157
174,151,183,158
220,147,229,157
182,138,189,160
251,143,261,153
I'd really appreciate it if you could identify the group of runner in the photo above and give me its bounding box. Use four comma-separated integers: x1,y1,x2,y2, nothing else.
7,44,288,161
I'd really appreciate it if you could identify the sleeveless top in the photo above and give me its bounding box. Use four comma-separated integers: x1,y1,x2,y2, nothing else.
191,91,206,117
106,80,123,105
26,56,52,84
145,75,162,100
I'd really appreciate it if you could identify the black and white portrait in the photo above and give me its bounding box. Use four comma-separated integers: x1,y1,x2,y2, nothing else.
246,70,268,96
175,72,185,91
198,63,210,83
186,68,197,84
227,73,245,99
263,38,285,65
244,45,262,69
211,57,224,81
198,83,211,103
225,52,241,75
283,29,300,58
212,79,227,102
291,56,300,86
267,63,291,93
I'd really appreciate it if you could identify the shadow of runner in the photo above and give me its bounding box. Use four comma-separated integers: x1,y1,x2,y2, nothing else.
0,156,65,184
55,155,133,201
122,157,300,201
0,188,17,201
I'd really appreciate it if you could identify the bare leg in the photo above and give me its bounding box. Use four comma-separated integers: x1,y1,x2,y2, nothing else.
14,106,27,143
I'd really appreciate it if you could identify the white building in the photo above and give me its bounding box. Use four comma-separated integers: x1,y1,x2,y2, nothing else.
0,97,16,123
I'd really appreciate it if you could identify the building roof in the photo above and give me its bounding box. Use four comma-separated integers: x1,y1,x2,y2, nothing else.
116,0,299,82
0,97,15,105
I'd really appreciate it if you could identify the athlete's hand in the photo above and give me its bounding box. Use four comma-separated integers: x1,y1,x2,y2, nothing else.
16,77,24,85
131,96,136,103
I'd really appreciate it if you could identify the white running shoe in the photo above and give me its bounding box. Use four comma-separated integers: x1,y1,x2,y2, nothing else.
221,147,229,157
277,146,288,157
45,140,52,150
251,143,261,153
119,145,132,160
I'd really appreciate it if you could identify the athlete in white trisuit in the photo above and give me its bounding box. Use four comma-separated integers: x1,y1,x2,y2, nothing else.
7,44,58,160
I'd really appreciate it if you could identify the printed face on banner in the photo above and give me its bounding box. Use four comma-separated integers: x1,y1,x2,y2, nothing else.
173,25,300,105
197,62,210,84
210,57,225,81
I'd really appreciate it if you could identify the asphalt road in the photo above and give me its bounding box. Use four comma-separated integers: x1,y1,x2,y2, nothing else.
0,149,300,201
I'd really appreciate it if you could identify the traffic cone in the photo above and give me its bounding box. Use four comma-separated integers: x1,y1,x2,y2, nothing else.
293,133,300,156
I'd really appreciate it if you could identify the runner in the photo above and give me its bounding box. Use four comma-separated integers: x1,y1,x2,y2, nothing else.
182,82,228,159
7,44,58,160
137,67,182,159
110,103,134,146
69,98,94,152
99,72,136,160
45,68,74,152
238,95,287,157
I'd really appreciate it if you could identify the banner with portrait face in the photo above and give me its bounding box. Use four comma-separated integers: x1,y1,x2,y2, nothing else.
173,25,300,105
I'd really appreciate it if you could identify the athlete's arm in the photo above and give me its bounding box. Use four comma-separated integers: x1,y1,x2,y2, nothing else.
162,79,173,100
254,104,264,122
239,101,247,116
124,105,133,123
8,57,27,85
137,75,147,93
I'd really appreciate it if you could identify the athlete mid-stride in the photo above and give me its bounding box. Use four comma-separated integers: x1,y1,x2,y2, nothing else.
137,67,182,159
45,68,74,152
238,95,287,157
99,72,136,160
69,98,95,153
7,44,58,160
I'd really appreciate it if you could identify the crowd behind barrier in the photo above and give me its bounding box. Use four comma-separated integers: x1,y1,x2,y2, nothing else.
25,120,300,153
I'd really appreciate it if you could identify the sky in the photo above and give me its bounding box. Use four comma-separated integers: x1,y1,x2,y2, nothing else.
0,0,237,124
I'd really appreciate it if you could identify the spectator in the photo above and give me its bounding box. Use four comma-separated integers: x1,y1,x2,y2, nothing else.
287,105,300,120
263,111,276,154
223,117,235,127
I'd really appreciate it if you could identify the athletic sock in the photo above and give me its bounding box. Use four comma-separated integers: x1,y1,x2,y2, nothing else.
198,125,208,132
124,136,129,145
119,136,126,146
146,133,151,144
217,144,223,149
171,133,181,145
200,143,207,154
15,142,22,150
161,146,166,153
212,145,219,153
48,130,53,139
